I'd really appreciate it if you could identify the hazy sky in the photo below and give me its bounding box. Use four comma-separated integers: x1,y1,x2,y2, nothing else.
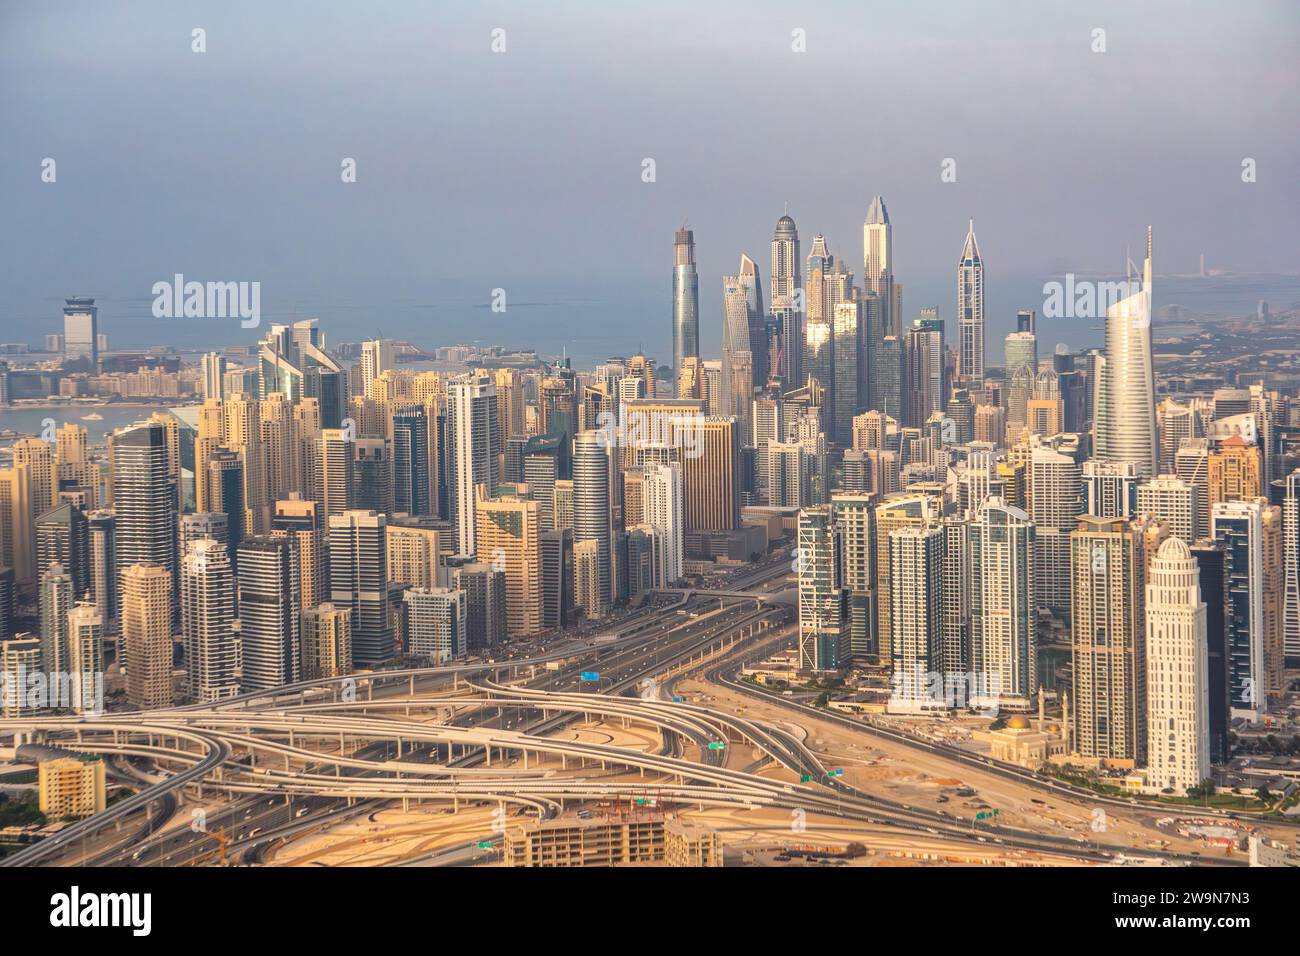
2,0,1297,363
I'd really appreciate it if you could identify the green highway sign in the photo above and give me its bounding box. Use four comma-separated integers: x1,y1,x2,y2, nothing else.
707,741,726,751
476,841,494,849
800,775,813,783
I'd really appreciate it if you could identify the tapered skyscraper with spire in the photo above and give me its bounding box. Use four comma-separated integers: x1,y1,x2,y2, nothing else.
863,196,894,336
672,226,699,388
957,219,984,384
1095,227,1158,478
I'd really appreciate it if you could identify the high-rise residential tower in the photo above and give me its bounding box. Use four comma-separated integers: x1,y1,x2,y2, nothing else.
111,420,179,598
329,510,393,666
446,376,499,556
120,564,173,710
956,220,984,384
1145,537,1210,795
1070,516,1146,764
238,536,300,691
180,538,238,703
969,499,1037,709
573,430,613,618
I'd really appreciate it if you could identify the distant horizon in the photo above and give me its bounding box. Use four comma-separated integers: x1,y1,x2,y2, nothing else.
3,1,1296,369
11,269,1297,371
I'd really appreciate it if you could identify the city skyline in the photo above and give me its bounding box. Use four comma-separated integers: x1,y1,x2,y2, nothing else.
2,3,1297,363
1,0,1299,903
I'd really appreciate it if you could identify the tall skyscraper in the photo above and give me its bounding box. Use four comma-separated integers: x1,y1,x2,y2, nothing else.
446,376,499,556
573,431,612,618
474,489,541,638
737,252,767,386
403,587,466,662
300,604,353,679
319,427,354,519
803,234,835,405
201,352,227,402
120,564,173,710
969,499,1037,709
1212,499,1282,719
956,220,984,384
832,492,877,662
238,536,300,691
832,300,864,444
672,227,699,387
682,417,740,531
1145,537,1210,795
180,538,238,703
862,196,894,337
1082,459,1139,518
272,496,326,609
86,511,117,633
770,213,802,387
722,254,765,432
1070,515,1146,764
641,462,683,588
329,510,393,666
36,502,89,599
391,406,431,516
62,296,99,366
902,313,945,429
38,563,74,675
1136,475,1200,544
180,512,229,564
1157,398,1204,475
1028,445,1083,617
360,339,394,399
1095,227,1158,478
888,524,944,711
65,600,102,714
797,505,846,671
111,420,179,600
1284,469,1300,666
202,447,245,566
451,561,507,650
540,528,574,630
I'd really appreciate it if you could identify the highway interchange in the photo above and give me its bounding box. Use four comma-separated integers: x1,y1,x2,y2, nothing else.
0,552,1280,867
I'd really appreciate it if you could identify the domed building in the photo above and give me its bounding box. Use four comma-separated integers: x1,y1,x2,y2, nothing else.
986,688,1070,767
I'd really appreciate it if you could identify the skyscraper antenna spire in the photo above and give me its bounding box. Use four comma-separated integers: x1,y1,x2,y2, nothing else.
1144,224,1153,290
